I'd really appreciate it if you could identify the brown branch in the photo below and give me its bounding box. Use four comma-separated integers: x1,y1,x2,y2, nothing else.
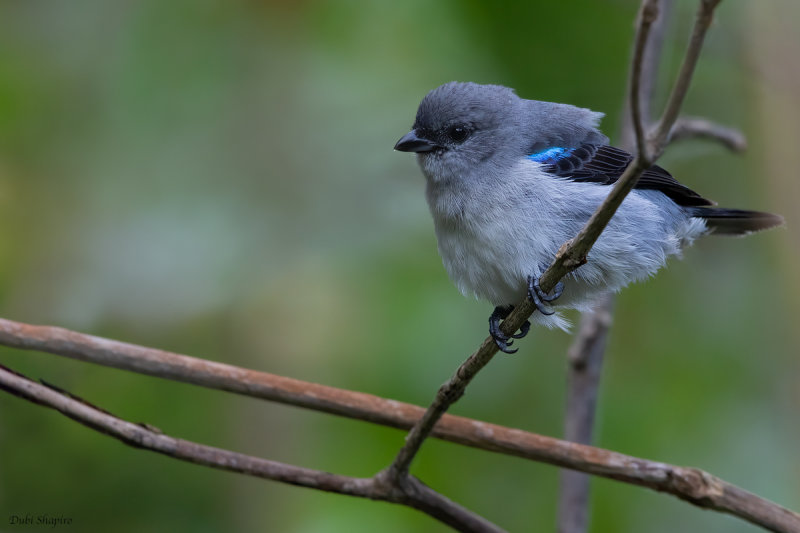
0,364,504,533
536,1,724,300
669,117,748,151
0,317,798,532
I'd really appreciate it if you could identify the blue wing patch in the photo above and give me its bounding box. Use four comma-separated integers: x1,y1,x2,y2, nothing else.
527,147,572,164
527,143,713,207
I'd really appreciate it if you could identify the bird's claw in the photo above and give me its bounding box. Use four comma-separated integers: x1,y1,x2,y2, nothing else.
487,277,563,353
511,319,530,339
488,306,531,354
526,275,564,315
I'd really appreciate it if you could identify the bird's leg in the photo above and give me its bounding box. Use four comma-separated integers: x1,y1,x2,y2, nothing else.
489,305,531,354
527,275,564,316
488,276,561,353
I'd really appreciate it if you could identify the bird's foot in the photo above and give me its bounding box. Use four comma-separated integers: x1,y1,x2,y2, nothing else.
526,275,564,316
489,305,531,354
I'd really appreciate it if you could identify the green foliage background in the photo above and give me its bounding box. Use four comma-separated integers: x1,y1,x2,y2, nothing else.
0,1,797,532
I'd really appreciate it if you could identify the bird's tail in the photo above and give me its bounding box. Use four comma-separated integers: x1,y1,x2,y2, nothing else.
686,207,784,236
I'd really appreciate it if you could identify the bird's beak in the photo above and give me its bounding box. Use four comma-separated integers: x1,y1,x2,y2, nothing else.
394,130,437,153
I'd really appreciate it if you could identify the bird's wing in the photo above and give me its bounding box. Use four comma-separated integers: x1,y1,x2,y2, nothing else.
528,144,713,207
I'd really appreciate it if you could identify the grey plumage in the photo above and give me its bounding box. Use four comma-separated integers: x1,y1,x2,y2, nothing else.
395,82,783,331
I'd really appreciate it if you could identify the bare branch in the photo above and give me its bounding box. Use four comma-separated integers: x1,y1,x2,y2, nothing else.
0,364,376,495
551,0,724,281
669,117,748,151
386,336,498,478
0,364,504,533
649,0,724,156
557,294,614,533
0,317,798,532
533,0,727,305
631,0,662,157
375,473,506,533
620,0,674,153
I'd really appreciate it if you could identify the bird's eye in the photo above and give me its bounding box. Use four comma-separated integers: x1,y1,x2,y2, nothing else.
446,124,470,143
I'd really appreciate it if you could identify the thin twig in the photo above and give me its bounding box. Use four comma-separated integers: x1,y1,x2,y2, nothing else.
386,336,499,479
495,0,729,383
0,364,505,533
0,317,797,532
649,0,724,156
669,117,748,151
631,0,662,157
620,0,675,151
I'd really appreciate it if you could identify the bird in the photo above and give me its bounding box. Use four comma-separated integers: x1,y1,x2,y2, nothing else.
394,81,783,353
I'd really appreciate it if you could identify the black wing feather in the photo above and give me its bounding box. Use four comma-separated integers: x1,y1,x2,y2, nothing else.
542,144,713,207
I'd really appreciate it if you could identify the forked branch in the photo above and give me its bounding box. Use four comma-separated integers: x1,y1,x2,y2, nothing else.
0,364,503,533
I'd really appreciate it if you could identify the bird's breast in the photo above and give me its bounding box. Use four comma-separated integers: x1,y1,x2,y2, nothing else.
431,206,529,306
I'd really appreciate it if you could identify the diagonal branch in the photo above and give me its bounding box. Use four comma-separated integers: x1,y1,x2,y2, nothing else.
0,364,505,533
386,336,499,480
0,316,797,532
387,0,725,483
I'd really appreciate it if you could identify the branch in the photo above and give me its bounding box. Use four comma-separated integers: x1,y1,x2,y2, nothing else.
556,294,615,533
0,317,798,532
620,0,674,153
669,117,748,151
536,0,723,301
631,0,662,156
386,336,498,479
0,2,779,532
558,2,672,530
0,364,504,533
649,0,724,156
386,0,725,487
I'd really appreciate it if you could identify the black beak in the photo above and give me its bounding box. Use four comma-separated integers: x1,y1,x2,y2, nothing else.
394,130,437,153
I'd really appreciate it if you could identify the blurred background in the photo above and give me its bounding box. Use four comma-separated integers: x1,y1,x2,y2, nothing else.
0,1,797,531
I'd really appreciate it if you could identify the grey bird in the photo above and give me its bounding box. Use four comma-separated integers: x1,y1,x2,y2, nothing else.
394,81,783,353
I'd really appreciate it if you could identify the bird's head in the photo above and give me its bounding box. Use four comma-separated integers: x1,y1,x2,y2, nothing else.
394,82,522,183
395,82,607,184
